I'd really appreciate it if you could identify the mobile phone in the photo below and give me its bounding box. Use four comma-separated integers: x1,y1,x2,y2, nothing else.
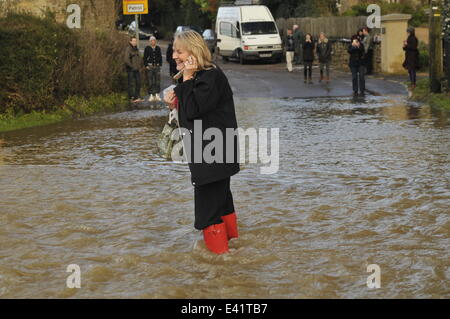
173,56,196,81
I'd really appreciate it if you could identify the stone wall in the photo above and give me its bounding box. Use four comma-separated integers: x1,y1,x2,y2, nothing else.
327,40,381,73
2,0,117,29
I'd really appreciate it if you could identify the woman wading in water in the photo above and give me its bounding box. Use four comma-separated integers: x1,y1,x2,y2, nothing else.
163,31,240,255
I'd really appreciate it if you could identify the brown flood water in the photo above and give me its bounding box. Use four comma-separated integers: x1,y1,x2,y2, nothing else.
0,95,449,298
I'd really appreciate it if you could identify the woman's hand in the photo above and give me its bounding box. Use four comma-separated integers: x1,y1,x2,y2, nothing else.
183,55,198,82
164,89,177,109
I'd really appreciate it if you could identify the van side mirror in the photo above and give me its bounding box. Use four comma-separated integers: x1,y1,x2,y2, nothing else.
234,26,240,38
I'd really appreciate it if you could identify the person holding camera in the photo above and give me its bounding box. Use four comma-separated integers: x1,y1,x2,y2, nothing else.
348,36,366,96
302,33,315,84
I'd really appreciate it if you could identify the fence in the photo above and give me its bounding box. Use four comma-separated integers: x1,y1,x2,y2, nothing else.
276,16,369,38
445,39,450,91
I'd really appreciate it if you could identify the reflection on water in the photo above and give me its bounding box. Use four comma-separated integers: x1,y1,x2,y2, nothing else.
0,95,449,298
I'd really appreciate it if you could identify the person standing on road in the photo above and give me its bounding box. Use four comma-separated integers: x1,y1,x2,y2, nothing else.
362,27,373,75
317,32,332,83
124,36,143,103
163,31,240,255
402,27,420,90
293,24,304,65
284,29,295,72
302,33,315,84
144,36,163,102
166,38,178,82
348,36,366,96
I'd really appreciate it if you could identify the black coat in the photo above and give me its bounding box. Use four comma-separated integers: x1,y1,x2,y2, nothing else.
285,35,295,52
402,35,420,70
348,43,365,67
317,40,332,63
302,41,315,62
143,45,162,67
173,66,240,186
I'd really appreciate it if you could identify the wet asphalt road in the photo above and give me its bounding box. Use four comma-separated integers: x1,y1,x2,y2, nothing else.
139,40,407,104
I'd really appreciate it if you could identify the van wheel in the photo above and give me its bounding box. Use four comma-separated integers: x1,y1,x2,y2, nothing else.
239,51,246,65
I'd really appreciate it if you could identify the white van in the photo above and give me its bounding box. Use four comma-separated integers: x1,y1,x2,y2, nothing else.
215,5,283,64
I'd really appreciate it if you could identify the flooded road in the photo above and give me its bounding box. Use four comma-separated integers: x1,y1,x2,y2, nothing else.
0,92,448,298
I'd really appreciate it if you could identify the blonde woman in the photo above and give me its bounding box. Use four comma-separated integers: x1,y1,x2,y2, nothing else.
164,31,240,255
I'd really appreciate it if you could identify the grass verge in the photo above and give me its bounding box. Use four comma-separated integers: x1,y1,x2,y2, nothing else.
411,79,450,110
410,79,450,110
0,93,129,133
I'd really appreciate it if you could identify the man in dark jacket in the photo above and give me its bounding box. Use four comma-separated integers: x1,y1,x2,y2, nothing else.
293,25,304,65
166,39,178,80
317,32,332,82
144,36,163,102
348,36,366,96
362,27,374,75
284,29,295,72
124,36,143,102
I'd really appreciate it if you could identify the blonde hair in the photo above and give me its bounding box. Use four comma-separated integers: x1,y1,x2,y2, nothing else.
174,30,214,71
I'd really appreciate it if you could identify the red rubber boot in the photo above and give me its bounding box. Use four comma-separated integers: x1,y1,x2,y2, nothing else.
221,212,238,240
202,223,229,254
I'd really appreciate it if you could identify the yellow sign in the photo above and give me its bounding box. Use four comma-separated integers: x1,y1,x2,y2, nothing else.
123,0,148,15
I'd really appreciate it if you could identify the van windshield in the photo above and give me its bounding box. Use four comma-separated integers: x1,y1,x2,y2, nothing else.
241,22,278,35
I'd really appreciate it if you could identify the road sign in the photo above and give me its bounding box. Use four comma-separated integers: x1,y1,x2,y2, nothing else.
123,0,148,15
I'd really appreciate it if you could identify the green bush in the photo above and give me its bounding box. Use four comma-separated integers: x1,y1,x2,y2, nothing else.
410,8,428,27
0,12,128,116
0,12,76,114
418,41,429,70
341,1,428,26
341,3,370,16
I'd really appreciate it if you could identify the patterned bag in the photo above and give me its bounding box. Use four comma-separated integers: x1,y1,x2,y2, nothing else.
158,108,182,160
158,85,185,161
